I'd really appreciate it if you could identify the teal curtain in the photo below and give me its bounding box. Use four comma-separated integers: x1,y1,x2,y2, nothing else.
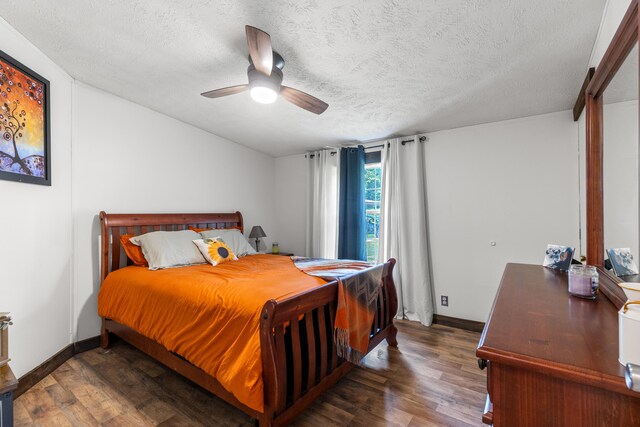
338,146,366,260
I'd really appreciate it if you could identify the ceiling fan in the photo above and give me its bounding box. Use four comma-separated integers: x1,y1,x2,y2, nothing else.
201,26,329,115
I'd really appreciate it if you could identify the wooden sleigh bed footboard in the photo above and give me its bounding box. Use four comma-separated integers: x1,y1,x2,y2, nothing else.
258,258,397,426
99,211,398,426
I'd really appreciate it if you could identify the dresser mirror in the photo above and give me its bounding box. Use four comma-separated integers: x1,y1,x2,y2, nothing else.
585,0,639,309
602,43,639,270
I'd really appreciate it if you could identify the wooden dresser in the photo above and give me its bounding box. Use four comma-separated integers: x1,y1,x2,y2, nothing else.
477,263,640,426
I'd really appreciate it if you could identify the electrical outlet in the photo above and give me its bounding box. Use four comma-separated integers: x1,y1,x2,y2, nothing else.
441,295,449,307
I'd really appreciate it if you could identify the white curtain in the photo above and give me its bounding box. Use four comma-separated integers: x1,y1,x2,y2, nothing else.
306,149,340,259
378,136,434,326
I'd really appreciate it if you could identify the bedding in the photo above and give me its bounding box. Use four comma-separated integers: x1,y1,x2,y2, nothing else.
292,257,382,363
130,230,206,269
334,267,383,363
192,238,237,265
120,234,148,267
199,228,256,257
97,254,325,413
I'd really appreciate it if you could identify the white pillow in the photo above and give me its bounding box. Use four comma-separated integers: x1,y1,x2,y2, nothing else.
130,230,206,270
199,229,257,257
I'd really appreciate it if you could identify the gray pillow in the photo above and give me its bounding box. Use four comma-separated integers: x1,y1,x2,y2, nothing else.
199,229,257,257
130,230,206,270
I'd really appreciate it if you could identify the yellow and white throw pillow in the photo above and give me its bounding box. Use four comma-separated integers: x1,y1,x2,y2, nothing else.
193,238,237,266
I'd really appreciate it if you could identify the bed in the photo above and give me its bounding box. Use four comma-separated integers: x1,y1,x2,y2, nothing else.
98,211,398,426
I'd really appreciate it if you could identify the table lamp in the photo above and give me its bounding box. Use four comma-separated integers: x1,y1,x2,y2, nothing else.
249,226,266,251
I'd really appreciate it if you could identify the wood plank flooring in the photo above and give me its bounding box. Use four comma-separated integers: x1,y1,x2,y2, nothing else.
14,320,485,426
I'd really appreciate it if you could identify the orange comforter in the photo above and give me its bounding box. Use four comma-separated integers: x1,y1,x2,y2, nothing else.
97,254,326,413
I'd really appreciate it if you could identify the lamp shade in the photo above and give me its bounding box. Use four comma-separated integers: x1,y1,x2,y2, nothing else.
249,225,266,239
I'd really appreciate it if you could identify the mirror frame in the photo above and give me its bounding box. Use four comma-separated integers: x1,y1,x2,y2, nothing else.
585,0,639,309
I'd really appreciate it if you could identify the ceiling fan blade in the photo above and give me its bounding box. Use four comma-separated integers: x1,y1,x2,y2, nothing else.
280,86,328,115
246,25,273,76
200,84,249,98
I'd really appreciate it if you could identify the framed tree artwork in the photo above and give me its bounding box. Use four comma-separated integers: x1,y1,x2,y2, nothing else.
0,50,50,185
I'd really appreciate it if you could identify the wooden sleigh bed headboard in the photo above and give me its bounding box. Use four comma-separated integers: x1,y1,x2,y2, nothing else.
99,211,243,282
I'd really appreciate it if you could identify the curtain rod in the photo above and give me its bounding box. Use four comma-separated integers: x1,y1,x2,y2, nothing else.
305,152,337,158
403,135,427,144
305,136,426,158
363,135,427,151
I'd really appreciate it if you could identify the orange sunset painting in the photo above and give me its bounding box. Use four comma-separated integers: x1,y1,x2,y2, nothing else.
0,53,48,184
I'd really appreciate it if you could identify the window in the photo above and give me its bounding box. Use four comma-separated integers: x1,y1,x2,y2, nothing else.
364,151,382,263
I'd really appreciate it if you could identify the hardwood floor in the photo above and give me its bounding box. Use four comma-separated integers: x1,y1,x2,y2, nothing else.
14,320,485,426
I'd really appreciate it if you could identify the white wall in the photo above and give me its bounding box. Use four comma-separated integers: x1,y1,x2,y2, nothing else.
274,154,308,256
72,82,276,340
0,17,73,377
426,112,580,321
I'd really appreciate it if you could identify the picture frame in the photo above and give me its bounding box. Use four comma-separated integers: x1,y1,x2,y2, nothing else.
606,248,639,276
0,50,50,186
543,244,574,272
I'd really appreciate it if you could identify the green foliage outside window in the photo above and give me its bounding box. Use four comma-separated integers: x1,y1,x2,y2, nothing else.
364,163,381,262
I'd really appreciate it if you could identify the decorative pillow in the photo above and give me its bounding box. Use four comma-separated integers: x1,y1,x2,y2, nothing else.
120,234,148,267
188,225,242,233
193,238,238,266
130,230,206,270
199,229,257,257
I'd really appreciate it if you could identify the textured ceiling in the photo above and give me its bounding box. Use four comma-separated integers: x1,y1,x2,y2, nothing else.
0,0,607,156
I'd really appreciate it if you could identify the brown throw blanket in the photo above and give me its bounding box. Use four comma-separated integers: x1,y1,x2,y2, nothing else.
293,257,384,363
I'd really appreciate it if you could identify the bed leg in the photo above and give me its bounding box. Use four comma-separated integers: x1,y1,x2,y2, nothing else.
386,323,398,347
100,318,110,349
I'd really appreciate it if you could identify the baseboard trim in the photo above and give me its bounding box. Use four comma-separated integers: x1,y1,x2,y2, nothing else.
73,335,101,354
433,314,485,333
14,335,101,398
14,344,73,398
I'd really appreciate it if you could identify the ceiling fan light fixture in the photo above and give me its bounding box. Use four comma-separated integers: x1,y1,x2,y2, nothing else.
201,26,328,114
250,85,278,104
